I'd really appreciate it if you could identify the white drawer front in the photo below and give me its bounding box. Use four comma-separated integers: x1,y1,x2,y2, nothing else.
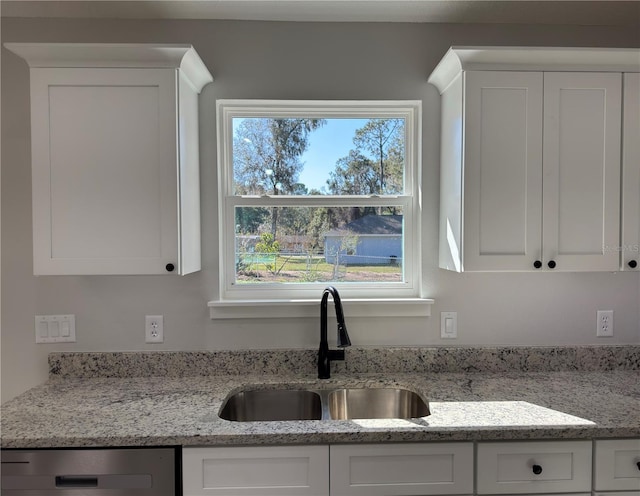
594,439,640,491
330,443,473,496
182,446,329,496
477,441,592,494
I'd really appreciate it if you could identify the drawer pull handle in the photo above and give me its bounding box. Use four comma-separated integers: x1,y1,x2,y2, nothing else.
532,464,543,475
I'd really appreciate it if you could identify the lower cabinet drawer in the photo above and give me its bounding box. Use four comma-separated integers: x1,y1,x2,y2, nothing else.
329,442,474,496
594,493,640,496
594,439,640,492
182,446,329,496
476,440,592,494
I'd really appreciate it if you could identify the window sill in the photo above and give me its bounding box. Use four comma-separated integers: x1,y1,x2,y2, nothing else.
208,298,434,320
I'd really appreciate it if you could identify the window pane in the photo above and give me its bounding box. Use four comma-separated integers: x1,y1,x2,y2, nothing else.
232,117,405,196
234,206,404,284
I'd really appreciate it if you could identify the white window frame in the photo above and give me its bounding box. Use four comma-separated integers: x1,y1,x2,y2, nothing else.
211,100,431,318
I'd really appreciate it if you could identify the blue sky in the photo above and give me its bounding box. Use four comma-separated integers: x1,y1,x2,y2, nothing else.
297,119,367,192
233,117,367,193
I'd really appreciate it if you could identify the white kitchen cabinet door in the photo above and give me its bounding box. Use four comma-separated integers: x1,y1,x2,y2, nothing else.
462,71,543,271
182,446,329,496
542,72,622,272
622,73,640,271
594,439,640,492
329,443,474,496
476,440,592,494
6,43,211,275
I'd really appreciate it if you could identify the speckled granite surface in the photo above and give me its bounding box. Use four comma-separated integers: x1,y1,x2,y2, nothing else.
2,349,639,448
47,345,640,378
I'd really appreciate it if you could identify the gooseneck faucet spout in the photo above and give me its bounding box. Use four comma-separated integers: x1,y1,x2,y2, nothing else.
318,286,351,379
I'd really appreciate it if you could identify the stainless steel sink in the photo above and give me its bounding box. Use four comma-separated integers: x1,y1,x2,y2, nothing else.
219,386,429,422
328,387,430,420
219,389,322,421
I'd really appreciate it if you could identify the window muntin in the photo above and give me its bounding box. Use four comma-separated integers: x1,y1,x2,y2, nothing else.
217,101,421,300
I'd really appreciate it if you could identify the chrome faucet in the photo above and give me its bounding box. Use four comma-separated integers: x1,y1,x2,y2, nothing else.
318,286,351,379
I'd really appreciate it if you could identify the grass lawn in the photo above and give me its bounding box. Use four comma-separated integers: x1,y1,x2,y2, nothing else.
237,254,402,283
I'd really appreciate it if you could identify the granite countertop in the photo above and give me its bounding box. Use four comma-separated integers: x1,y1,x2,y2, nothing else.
1,347,639,448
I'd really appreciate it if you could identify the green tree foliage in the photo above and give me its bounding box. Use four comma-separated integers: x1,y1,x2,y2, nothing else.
235,207,269,235
233,118,325,237
328,118,405,219
327,151,377,195
328,118,404,196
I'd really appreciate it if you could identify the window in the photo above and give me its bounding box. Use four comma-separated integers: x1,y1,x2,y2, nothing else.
216,100,422,303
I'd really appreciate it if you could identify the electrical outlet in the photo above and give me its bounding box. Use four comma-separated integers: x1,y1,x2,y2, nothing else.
145,315,164,343
596,310,614,337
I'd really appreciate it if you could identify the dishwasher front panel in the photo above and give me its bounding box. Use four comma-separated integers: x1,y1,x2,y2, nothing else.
1,447,178,495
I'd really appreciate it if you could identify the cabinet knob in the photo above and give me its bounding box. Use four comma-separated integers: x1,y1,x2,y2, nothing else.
547,260,556,269
629,260,638,269
165,263,175,272
533,260,542,269
532,464,543,475
636,461,640,471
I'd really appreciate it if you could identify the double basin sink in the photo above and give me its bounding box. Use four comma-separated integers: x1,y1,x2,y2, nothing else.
219,387,430,422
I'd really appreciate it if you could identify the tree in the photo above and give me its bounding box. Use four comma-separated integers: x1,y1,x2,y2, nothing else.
327,151,377,195
353,118,404,194
327,118,405,218
233,118,325,237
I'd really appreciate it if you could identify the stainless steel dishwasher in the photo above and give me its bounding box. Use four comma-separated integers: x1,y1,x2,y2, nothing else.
1,447,179,495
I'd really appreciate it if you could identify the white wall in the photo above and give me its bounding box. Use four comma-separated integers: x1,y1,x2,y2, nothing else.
2,18,640,402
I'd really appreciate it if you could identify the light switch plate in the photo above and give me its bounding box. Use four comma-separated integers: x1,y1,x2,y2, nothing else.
440,311,457,339
35,315,76,343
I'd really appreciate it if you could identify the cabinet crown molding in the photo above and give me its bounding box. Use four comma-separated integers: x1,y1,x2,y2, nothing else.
428,46,640,93
4,42,213,92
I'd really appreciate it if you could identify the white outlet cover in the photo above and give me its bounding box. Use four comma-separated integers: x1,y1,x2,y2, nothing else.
145,315,164,343
596,310,614,337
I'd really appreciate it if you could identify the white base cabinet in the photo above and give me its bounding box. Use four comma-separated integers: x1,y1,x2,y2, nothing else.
329,443,473,496
594,439,640,492
476,440,592,494
182,446,329,496
183,443,473,496
184,439,640,496
4,43,212,275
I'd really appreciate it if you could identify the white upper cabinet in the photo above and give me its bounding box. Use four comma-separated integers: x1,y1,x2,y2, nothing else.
622,72,640,271
542,72,621,271
429,47,639,272
462,71,543,271
4,43,213,275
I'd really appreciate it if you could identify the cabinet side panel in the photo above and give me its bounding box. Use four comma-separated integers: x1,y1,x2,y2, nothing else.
178,70,202,274
622,73,640,270
438,74,464,271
